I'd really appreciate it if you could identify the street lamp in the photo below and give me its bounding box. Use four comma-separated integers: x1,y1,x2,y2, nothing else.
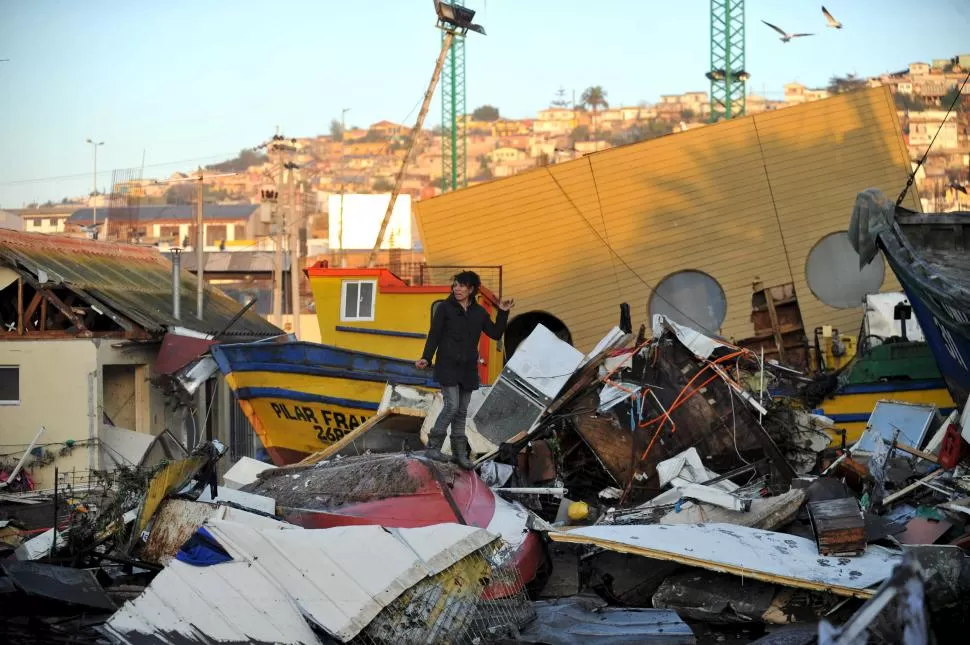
86,138,104,238
434,0,486,34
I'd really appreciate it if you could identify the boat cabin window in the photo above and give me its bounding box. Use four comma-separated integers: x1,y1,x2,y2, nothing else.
340,280,376,321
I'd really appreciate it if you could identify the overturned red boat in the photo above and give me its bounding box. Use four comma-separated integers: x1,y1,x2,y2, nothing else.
243,453,547,596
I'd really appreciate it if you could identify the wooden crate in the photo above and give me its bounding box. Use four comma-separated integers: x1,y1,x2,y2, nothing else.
808,497,866,556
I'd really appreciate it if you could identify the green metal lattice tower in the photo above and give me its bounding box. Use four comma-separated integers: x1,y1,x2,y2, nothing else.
441,1,466,192
708,0,747,122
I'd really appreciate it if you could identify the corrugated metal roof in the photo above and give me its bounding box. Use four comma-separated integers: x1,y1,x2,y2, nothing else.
0,229,282,338
104,520,497,644
180,250,288,273
415,86,917,351
68,203,258,224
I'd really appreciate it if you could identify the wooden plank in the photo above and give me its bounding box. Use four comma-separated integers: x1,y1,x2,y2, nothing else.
22,292,42,332
292,407,427,467
763,285,787,363
40,288,88,333
16,277,23,335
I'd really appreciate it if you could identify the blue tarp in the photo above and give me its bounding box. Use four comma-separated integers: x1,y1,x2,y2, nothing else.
175,526,233,567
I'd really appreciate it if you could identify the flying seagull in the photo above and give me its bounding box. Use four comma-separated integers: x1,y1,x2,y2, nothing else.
761,20,814,43
822,6,843,29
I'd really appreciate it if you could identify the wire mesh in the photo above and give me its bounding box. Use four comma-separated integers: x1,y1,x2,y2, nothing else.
107,166,144,243
353,538,534,645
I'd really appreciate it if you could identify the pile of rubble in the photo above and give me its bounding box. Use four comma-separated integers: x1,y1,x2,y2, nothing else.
2,312,969,644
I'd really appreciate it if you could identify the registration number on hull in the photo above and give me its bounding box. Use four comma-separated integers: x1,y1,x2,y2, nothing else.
269,401,370,443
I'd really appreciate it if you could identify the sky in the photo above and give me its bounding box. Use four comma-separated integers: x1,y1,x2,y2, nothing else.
1,0,968,208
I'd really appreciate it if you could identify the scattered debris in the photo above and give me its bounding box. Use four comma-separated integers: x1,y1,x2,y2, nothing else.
7,300,970,643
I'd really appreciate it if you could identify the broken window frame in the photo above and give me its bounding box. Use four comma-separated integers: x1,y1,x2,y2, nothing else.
340,280,377,322
0,365,20,405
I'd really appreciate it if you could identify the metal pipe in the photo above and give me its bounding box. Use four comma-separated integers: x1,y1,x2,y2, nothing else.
495,487,567,496
196,172,205,320
170,248,182,320
0,426,45,489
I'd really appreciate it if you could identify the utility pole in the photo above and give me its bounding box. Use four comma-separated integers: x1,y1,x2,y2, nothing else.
260,130,298,328
289,174,301,339
274,154,285,327
339,107,350,267
366,1,485,267
195,168,205,319
86,138,104,238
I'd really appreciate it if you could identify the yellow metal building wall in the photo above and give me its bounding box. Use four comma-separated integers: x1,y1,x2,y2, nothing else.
415,87,919,352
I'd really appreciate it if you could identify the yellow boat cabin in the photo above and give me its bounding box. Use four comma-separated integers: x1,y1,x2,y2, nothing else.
306,261,507,386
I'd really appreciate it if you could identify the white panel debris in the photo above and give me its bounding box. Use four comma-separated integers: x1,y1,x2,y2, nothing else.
550,523,901,598
221,456,276,490
104,520,498,644
652,315,732,360
503,323,586,400
197,486,277,514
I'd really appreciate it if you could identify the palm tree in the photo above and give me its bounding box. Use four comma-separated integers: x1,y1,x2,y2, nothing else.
581,86,609,140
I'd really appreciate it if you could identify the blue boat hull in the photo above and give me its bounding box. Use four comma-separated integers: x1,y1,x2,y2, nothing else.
888,259,970,407
851,190,970,408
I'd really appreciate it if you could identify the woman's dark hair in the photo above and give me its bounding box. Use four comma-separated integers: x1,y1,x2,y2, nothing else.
453,270,481,297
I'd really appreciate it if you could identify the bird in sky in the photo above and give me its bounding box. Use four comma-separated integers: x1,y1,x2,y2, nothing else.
822,6,843,29
761,20,814,43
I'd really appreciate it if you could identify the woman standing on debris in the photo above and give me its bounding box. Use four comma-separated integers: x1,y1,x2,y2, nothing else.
416,270,514,469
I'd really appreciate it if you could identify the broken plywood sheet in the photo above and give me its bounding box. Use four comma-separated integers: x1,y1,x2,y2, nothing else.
549,523,901,599
572,410,634,486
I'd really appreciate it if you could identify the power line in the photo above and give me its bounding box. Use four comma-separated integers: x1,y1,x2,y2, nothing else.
543,166,716,334
0,151,250,187
896,69,970,206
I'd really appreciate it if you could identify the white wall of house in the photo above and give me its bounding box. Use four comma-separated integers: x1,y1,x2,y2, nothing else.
0,211,23,231
0,338,178,489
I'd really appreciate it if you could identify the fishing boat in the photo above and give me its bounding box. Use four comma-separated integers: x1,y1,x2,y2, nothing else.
812,293,957,445
850,188,970,409
212,263,507,465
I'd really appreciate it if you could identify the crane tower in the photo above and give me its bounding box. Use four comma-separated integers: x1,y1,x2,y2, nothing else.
440,0,467,192
707,0,748,122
